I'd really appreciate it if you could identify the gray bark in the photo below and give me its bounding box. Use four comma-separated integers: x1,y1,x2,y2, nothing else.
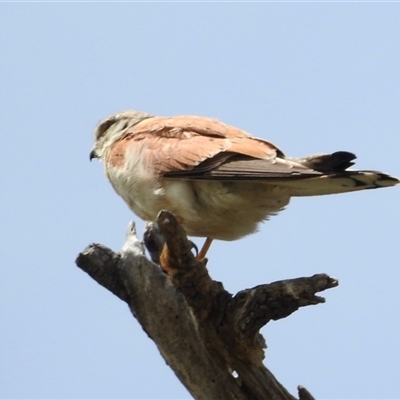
75,211,337,399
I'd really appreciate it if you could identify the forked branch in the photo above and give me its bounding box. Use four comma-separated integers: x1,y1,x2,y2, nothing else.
76,211,338,399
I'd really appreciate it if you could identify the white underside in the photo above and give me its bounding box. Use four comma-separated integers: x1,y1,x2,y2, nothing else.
107,163,290,240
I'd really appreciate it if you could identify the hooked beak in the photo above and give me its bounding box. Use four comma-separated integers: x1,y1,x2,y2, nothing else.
89,149,98,161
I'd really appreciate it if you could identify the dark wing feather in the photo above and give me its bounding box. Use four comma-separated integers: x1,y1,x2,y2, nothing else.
164,154,319,180
164,152,358,181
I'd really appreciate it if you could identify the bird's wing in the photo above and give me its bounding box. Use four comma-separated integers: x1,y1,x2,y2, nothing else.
109,115,364,180
110,115,290,175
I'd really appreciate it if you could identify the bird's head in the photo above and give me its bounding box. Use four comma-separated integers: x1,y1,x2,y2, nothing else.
90,110,153,161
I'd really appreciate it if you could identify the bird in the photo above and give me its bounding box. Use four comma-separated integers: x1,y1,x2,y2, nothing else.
90,110,399,260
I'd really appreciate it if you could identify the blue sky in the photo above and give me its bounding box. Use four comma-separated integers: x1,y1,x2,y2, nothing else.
1,3,399,399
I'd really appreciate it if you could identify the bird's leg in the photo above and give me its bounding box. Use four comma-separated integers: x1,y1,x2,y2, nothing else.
160,237,211,274
157,215,212,274
197,237,213,261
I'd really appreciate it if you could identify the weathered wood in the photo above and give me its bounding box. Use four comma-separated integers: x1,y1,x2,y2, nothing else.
76,211,338,399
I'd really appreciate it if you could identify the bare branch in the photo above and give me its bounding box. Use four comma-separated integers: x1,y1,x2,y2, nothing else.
298,385,316,400
75,243,127,302
232,274,339,336
75,212,337,399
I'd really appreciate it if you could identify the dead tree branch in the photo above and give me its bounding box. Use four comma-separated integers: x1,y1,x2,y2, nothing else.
76,211,338,399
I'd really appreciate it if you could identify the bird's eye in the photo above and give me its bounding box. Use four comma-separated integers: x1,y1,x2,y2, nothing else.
96,119,116,139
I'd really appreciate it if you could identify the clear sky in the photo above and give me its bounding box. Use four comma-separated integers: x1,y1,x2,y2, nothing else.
1,3,399,400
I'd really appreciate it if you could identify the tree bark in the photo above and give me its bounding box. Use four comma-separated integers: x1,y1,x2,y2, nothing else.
75,211,337,399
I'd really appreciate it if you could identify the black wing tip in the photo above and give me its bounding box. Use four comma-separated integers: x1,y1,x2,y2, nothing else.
301,151,357,172
326,151,357,171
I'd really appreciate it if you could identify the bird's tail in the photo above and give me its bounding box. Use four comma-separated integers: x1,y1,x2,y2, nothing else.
273,170,399,197
165,148,399,196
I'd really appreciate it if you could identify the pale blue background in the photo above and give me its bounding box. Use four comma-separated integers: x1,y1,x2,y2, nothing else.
1,3,399,399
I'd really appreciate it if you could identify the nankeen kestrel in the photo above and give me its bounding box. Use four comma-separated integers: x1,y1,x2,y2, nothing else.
90,110,399,259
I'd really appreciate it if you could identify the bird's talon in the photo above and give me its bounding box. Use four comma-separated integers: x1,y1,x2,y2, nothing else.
189,240,199,257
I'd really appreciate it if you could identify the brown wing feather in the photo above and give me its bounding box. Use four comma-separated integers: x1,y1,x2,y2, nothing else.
109,115,366,183
120,116,283,174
